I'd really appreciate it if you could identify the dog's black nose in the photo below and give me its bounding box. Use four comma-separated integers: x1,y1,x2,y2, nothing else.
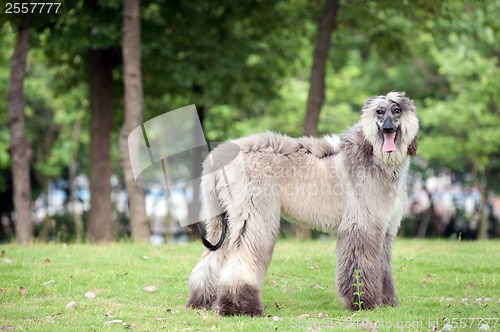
382,118,395,133
382,125,395,133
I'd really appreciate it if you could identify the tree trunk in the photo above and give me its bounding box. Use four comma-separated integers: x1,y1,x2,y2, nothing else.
303,0,340,136
69,120,84,243
8,21,32,245
120,0,150,242
295,0,340,240
477,169,491,240
88,49,115,242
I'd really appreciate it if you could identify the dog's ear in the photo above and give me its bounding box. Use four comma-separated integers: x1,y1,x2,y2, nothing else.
359,132,373,155
407,134,418,156
399,96,416,113
363,141,374,156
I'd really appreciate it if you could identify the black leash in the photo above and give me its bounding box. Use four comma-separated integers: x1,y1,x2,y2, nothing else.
197,213,227,251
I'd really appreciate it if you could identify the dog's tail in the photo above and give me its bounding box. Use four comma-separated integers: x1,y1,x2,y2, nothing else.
197,212,227,251
196,141,238,251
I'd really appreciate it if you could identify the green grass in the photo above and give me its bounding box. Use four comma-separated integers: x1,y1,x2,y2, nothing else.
0,239,499,331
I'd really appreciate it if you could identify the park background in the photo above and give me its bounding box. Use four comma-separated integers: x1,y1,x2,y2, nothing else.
0,0,499,244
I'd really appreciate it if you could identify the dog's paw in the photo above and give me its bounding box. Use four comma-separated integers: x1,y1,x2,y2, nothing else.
382,296,399,307
213,285,263,317
186,292,215,310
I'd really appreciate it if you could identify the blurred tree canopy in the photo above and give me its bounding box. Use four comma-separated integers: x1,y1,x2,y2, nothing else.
0,0,498,241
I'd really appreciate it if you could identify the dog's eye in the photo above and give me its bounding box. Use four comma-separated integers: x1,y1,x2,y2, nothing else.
376,109,384,115
394,108,401,114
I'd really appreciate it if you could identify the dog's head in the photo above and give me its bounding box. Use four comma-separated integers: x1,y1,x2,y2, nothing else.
360,91,419,157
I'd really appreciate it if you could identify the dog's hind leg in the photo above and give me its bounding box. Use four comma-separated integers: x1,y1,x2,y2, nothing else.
213,196,281,316
187,170,227,310
186,214,227,310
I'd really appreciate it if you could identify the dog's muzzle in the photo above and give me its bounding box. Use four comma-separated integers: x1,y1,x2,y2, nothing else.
382,118,397,152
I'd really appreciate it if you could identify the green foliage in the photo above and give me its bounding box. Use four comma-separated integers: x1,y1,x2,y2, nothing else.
332,0,442,70
0,27,12,156
0,24,14,192
24,48,87,181
142,0,315,109
352,268,365,310
419,1,500,173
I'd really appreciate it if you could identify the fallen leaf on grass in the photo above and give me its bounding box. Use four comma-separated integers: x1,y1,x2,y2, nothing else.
3,258,12,264
66,301,77,309
104,319,134,329
85,292,97,299
310,283,324,289
41,280,55,287
143,286,157,293
1,325,15,330
267,279,277,286
19,287,27,295
442,323,453,330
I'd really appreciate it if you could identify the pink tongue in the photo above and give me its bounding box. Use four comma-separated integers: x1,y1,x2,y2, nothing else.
383,133,396,152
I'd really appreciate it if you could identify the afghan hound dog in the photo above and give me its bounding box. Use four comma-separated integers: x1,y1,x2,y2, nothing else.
187,91,419,316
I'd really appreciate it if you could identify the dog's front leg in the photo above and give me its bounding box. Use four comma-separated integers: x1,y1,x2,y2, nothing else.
381,232,398,306
336,218,384,310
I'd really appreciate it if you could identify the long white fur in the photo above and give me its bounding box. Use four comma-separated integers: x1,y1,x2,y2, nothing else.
187,91,419,315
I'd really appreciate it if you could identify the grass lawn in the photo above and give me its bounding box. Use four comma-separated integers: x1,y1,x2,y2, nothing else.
0,239,499,331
